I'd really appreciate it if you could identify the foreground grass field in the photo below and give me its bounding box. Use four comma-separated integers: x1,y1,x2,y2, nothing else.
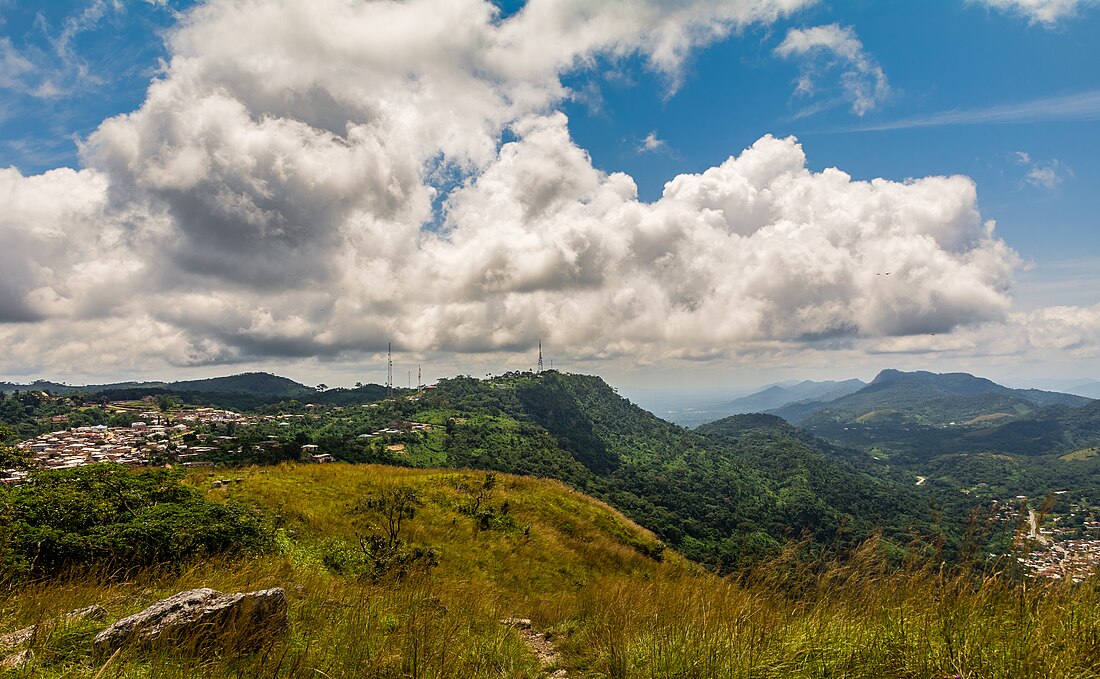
4,462,1100,677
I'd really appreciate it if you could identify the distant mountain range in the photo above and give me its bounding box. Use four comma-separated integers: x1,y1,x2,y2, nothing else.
720,379,866,416
771,369,1091,427
1013,378,1100,400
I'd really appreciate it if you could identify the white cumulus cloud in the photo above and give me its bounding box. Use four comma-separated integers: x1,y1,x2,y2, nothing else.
1,0,1084,380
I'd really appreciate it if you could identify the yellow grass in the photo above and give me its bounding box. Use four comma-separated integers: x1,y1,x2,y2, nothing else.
4,463,1100,678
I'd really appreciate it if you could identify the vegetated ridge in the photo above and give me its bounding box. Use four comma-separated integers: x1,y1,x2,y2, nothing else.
402,371,941,570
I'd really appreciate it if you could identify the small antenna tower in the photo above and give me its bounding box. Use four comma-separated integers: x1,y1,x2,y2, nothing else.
386,342,393,399
538,340,544,374
418,364,422,396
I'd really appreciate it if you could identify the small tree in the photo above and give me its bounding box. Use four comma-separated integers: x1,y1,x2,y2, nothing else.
357,485,422,551
342,484,437,579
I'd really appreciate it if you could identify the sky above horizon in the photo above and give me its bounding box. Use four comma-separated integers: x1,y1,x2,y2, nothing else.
1,0,1099,392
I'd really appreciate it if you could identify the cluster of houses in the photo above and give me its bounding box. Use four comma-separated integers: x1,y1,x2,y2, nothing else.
989,495,1100,581
356,421,433,440
1018,539,1100,582
5,423,183,483
0,402,339,484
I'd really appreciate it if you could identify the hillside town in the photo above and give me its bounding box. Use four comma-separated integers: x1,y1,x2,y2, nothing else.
1,407,250,480
0,398,441,485
989,495,1100,581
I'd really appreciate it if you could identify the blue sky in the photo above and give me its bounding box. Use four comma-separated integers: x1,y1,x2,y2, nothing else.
1,0,1099,390
561,2,1100,270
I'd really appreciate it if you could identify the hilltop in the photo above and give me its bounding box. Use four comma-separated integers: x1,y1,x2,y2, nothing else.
0,372,395,412
0,372,315,399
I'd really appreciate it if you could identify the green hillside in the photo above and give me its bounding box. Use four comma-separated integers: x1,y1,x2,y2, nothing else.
3,463,1100,678
2,371,949,570
397,372,942,569
770,373,1100,504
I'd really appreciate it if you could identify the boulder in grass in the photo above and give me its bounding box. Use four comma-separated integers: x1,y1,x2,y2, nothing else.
93,587,287,653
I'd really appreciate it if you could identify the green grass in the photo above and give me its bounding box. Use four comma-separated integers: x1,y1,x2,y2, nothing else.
1060,447,1100,462
5,463,1100,678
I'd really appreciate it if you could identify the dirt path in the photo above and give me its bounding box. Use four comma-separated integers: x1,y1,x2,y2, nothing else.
502,618,567,678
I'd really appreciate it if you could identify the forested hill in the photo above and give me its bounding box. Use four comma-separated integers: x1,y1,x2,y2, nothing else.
772,369,1090,427
0,373,394,411
414,372,942,571
0,372,315,398
169,373,313,395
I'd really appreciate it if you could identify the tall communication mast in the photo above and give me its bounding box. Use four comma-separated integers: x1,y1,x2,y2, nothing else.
418,364,422,396
538,341,544,374
386,342,393,399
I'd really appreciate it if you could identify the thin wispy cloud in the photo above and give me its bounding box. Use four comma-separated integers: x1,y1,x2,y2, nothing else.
775,24,889,117
1014,151,1072,191
852,90,1100,131
973,0,1099,25
636,131,666,153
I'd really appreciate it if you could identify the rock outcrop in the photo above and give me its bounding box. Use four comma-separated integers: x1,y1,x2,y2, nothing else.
93,587,287,653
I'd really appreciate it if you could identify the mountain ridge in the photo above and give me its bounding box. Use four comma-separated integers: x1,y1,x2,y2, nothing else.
769,369,1090,426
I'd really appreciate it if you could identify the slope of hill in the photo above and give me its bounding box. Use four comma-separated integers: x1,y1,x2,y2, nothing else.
404,372,941,571
773,369,1090,427
4,463,1098,678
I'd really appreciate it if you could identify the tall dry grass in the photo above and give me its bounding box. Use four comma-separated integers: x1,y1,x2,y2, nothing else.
3,464,1100,678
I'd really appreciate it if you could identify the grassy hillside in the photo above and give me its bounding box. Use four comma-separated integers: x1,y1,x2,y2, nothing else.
4,463,1100,678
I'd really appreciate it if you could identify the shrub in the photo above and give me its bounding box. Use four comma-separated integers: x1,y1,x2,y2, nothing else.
2,464,273,581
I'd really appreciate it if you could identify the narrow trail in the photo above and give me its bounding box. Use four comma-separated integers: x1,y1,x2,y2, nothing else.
502,618,568,678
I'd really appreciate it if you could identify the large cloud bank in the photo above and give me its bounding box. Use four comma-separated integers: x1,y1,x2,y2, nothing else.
0,0,1066,377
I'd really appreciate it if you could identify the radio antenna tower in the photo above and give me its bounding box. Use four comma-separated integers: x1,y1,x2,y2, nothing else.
418,364,422,396
386,342,393,399
538,340,544,374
